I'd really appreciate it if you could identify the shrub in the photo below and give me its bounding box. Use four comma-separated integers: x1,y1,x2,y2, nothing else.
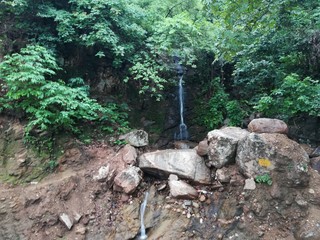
0,44,128,135
255,74,320,120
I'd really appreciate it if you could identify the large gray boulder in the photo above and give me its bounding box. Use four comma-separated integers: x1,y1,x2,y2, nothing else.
207,127,249,168
120,130,149,147
138,149,211,184
236,133,310,187
248,118,288,134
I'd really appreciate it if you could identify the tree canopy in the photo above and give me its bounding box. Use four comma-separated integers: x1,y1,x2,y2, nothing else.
0,0,319,133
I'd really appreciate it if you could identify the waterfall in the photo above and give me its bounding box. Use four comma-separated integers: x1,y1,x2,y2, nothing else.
139,192,149,240
176,75,188,140
173,56,188,140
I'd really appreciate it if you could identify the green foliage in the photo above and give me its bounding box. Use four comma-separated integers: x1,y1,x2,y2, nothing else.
226,100,246,126
125,52,167,101
255,74,320,120
194,78,247,129
255,173,272,186
0,44,128,135
112,139,127,146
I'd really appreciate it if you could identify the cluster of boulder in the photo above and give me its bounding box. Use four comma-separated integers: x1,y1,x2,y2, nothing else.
95,118,314,200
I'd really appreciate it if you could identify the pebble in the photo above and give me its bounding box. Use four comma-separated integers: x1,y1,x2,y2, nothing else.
157,183,167,191
187,212,191,218
200,218,203,224
309,189,315,194
192,202,199,208
199,195,206,202
0,198,6,201
75,226,86,235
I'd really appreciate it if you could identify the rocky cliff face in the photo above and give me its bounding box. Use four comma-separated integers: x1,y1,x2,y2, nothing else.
0,117,320,240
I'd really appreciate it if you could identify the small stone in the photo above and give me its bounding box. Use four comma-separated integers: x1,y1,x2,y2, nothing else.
309,188,315,194
120,193,130,202
296,199,308,208
157,183,167,191
0,198,6,201
199,195,206,202
75,225,86,235
192,202,200,208
200,218,203,224
183,200,192,206
93,165,110,182
187,212,191,218
59,213,73,230
244,178,256,190
169,174,178,181
74,212,82,223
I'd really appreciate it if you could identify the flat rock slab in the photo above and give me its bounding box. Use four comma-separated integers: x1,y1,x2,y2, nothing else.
138,149,211,184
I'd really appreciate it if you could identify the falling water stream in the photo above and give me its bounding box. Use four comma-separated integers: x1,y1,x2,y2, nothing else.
139,192,149,240
177,75,188,140
174,56,188,140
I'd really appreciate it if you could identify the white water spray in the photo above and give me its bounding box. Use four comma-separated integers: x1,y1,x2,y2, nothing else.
139,192,149,240
175,75,188,140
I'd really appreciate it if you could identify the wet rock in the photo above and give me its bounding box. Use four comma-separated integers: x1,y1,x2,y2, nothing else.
196,139,208,156
236,133,310,187
139,149,211,184
243,178,256,190
207,127,249,168
169,180,198,200
248,118,288,134
119,129,148,147
113,166,142,194
59,213,73,230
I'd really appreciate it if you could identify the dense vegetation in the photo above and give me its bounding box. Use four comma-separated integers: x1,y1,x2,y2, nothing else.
0,0,319,137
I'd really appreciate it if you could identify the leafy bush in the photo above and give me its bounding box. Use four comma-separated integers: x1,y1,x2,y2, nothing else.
194,78,247,129
255,173,273,186
0,44,128,135
255,74,320,120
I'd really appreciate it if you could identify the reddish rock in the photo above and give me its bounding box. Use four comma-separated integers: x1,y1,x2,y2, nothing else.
248,118,288,134
196,139,208,156
113,166,142,194
169,180,198,200
121,144,137,165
